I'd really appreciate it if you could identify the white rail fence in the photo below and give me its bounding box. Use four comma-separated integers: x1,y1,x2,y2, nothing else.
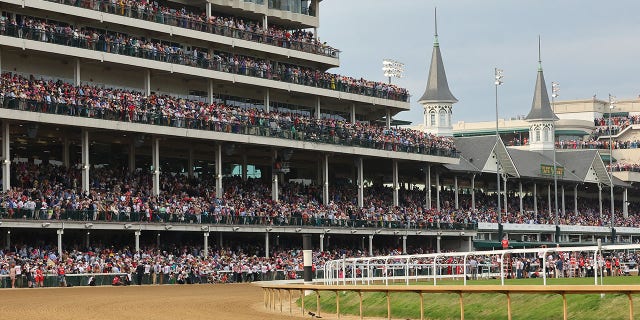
323,244,640,286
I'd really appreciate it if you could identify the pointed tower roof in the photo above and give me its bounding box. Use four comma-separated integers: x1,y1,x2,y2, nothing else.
525,38,558,121
418,8,458,104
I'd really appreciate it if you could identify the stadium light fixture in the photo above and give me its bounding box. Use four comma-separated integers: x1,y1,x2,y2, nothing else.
295,228,302,232
350,229,357,234
85,223,93,228
375,229,382,234
124,224,133,229
324,229,331,233
165,225,173,230
42,222,50,228
266,227,273,232
233,226,240,231
382,59,405,85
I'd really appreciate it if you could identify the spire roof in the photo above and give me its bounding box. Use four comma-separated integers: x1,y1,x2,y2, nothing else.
525,38,558,121
418,8,457,104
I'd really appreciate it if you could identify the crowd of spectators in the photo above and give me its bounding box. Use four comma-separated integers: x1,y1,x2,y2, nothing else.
0,72,452,156
0,14,408,101
1,160,639,229
608,163,640,173
45,0,331,56
0,241,423,288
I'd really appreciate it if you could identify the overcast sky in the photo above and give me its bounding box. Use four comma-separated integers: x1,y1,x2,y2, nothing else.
319,0,640,125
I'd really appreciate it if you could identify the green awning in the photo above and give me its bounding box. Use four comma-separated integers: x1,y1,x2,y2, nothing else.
600,154,617,163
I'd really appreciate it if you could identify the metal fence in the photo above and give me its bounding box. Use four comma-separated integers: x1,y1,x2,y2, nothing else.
323,244,640,286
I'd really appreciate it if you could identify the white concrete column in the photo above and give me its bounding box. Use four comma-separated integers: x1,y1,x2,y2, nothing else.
547,184,552,217
402,235,407,254
208,79,215,104
386,108,391,129
350,103,356,123
561,185,566,218
206,2,212,19
1,121,10,192
368,235,373,256
242,154,248,182
57,229,64,258
81,129,90,194
357,157,364,208
624,188,629,218
5,230,10,250
144,69,151,96
188,148,194,178
436,235,441,253
74,58,81,86
323,154,329,206
574,184,578,215
265,232,270,258
263,88,270,113
468,236,473,252
215,143,223,198
319,234,325,252
471,174,476,211
263,14,268,31
315,96,321,119
128,142,136,173
203,232,209,258
272,150,279,202
454,176,459,210
426,165,432,209
151,138,160,196
598,184,603,219
62,138,70,168
519,181,524,215
392,160,399,207
533,183,538,218
436,172,441,211
134,230,141,253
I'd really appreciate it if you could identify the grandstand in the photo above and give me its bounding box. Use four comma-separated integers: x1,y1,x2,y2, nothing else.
0,0,468,268
0,1,639,288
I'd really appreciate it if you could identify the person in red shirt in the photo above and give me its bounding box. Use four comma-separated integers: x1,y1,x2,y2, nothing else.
501,236,509,250
57,264,67,287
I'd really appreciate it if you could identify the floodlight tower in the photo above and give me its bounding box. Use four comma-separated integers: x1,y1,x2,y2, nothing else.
382,59,405,85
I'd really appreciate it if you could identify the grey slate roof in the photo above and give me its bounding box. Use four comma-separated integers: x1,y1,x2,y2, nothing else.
418,38,458,104
506,148,581,182
525,66,558,121
451,136,497,169
555,150,597,181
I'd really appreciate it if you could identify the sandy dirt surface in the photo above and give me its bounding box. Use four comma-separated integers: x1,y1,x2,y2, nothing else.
0,283,324,320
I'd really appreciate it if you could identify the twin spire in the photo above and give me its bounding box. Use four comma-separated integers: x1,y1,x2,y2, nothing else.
525,36,558,121
418,7,457,104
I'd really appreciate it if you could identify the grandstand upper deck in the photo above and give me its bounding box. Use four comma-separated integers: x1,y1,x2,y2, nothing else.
1,0,339,66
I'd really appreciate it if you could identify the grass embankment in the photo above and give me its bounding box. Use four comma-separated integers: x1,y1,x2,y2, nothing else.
301,277,640,319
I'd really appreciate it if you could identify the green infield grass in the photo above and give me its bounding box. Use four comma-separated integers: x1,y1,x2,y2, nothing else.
300,276,640,319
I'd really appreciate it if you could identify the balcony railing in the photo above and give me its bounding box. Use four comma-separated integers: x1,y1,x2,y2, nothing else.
0,208,477,231
43,0,336,58
0,24,407,102
0,97,457,157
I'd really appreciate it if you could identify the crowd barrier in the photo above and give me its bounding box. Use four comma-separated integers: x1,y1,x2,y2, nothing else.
0,269,325,288
0,208,475,231
0,97,455,157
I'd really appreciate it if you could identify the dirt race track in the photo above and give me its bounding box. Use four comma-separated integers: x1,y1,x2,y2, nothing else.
0,283,314,320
